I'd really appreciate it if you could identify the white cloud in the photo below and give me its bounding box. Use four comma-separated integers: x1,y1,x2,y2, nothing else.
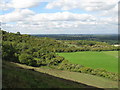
1,10,118,34
1,0,58,10
2,20,117,34
1,0,118,34
22,11,117,26
9,0,41,9
0,9,35,22
28,12,96,22
99,3,118,17
46,0,119,12
0,0,42,10
0,0,11,10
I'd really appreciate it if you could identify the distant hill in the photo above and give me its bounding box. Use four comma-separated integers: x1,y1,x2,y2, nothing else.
31,34,118,45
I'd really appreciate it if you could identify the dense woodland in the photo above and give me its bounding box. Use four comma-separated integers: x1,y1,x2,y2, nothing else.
2,30,119,81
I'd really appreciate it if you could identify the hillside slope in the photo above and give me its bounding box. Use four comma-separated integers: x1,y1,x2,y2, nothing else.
3,61,118,88
2,61,98,88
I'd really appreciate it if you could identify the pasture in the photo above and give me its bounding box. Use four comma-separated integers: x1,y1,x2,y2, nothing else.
57,51,118,73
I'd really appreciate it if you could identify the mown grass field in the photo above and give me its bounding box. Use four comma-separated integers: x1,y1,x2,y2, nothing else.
5,61,118,88
57,51,118,73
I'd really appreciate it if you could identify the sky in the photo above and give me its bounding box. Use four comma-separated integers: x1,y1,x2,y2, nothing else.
0,0,119,34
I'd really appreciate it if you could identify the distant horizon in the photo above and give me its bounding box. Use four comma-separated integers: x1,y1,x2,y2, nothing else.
1,29,120,35
4,30,118,35
29,33,119,35
5,30,119,35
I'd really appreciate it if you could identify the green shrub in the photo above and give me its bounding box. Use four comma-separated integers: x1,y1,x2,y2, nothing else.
19,53,37,66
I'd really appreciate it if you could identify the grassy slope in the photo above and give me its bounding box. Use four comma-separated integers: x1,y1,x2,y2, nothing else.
3,61,97,88
57,51,118,73
9,62,118,88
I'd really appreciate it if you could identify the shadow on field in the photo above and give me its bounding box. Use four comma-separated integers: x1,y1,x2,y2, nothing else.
2,61,104,89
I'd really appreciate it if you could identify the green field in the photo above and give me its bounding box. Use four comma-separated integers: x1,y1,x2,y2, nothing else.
57,51,118,73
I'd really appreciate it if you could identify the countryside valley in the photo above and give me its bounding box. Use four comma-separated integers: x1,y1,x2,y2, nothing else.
1,30,119,88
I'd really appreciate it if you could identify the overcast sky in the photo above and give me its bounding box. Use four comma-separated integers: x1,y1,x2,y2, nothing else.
0,0,119,34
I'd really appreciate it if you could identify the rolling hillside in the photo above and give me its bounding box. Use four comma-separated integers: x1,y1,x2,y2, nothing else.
2,30,119,89
3,61,98,88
